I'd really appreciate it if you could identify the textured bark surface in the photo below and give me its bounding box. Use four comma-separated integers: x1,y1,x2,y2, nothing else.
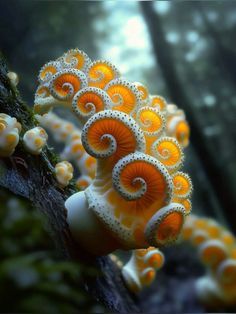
0,54,140,313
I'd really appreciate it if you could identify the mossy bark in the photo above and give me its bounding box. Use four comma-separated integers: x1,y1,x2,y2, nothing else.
0,54,140,313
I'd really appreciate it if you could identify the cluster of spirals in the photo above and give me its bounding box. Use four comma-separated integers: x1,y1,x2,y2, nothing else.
122,247,165,293
35,48,192,249
182,215,236,306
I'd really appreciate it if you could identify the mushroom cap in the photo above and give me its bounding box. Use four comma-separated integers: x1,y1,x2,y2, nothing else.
217,259,236,286
76,175,92,190
191,230,209,246
55,161,74,187
206,220,222,238
0,114,21,157
144,248,165,269
7,71,19,86
23,126,48,155
199,239,228,269
220,231,235,248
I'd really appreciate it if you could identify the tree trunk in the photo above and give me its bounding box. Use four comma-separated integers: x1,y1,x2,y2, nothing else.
0,53,140,313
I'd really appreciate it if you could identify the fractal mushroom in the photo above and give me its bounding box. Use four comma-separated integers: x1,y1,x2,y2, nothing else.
2,48,235,309
33,48,192,258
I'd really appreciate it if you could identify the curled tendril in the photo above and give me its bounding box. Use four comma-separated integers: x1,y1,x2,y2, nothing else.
151,136,183,172
167,116,190,148
145,203,186,246
171,197,192,214
38,61,61,84
134,82,149,106
87,60,120,89
112,152,173,209
81,110,145,160
136,106,165,137
61,48,91,71
35,85,51,99
105,78,141,115
72,87,112,124
149,95,167,111
49,69,87,101
172,171,193,198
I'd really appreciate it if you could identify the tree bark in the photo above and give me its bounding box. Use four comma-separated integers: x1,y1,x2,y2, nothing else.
0,54,140,313
141,2,236,232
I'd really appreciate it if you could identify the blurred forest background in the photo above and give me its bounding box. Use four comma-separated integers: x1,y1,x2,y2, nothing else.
0,0,236,312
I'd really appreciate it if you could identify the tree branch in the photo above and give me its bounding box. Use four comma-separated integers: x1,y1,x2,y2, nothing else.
0,53,140,313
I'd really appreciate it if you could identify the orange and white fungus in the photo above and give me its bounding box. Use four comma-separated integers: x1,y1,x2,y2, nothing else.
182,215,236,306
23,127,48,155
165,104,190,148
0,113,21,157
34,49,192,256
76,175,92,190
36,111,96,180
55,161,74,187
122,247,164,292
36,112,76,143
7,71,19,87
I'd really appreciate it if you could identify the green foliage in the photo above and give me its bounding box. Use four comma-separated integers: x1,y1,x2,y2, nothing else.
0,190,102,313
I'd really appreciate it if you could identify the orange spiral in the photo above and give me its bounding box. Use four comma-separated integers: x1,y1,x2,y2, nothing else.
145,203,185,246
134,82,149,105
49,69,87,101
62,48,91,71
171,197,192,214
87,60,119,89
39,61,60,83
136,106,165,137
105,79,141,115
112,152,172,211
35,85,50,99
151,137,183,172
172,171,192,198
149,95,167,111
81,110,145,162
72,87,112,124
